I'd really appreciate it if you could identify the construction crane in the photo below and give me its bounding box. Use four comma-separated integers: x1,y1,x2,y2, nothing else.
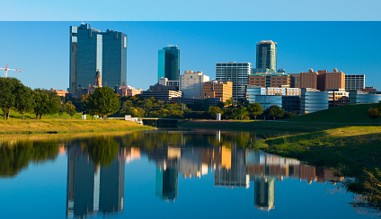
0,64,21,78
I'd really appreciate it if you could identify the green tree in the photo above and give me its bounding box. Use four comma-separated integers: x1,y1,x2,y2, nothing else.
209,106,223,119
65,101,77,118
0,78,21,120
86,87,120,119
232,107,249,120
15,84,34,119
247,103,263,120
224,97,233,107
368,108,379,125
33,89,61,119
265,105,285,120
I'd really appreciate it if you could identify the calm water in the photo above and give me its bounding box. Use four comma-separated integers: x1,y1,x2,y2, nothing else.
0,130,378,219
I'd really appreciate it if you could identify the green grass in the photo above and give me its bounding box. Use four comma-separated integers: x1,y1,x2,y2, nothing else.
0,118,154,134
249,125,381,206
0,109,155,134
289,103,381,124
180,103,381,132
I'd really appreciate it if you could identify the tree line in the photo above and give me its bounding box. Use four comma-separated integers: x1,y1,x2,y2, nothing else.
0,78,76,120
0,77,293,120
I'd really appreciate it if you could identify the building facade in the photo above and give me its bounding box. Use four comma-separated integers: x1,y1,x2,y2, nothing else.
300,69,318,89
300,88,329,114
69,23,127,94
317,69,345,91
141,84,182,102
256,40,277,72
158,46,180,82
349,91,381,104
117,85,142,97
248,74,290,88
180,71,210,99
345,74,365,91
216,62,251,103
202,80,233,103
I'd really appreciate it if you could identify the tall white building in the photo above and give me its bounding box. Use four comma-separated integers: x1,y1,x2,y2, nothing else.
180,71,209,99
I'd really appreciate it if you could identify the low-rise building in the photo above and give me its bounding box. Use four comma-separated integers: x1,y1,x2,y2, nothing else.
118,85,142,97
202,80,233,103
328,89,349,107
300,88,329,114
349,91,381,104
141,84,182,101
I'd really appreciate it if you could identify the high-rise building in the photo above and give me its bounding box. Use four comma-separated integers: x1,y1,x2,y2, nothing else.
216,62,251,103
180,70,210,99
158,45,180,82
317,69,345,91
69,23,127,94
256,40,277,72
345,74,365,91
300,69,318,89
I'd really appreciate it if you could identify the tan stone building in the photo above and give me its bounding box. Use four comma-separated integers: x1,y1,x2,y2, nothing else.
300,69,318,89
202,80,233,102
317,69,345,91
118,85,142,97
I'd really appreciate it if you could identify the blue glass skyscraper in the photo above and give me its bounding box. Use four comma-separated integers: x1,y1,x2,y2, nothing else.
158,46,180,82
69,23,127,94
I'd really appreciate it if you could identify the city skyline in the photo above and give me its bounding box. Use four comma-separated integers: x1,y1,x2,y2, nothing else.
0,22,380,91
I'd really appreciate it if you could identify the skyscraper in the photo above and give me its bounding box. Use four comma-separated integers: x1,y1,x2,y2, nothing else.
158,45,180,82
256,40,277,72
69,23,127,94
216,62,251,103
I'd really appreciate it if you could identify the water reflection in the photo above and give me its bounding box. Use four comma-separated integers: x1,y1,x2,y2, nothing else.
66,139,125,218
0,130,377,218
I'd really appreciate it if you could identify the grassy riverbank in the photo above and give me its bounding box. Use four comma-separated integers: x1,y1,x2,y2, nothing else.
252,126,381,169
0,119,154,135
180,103,381,132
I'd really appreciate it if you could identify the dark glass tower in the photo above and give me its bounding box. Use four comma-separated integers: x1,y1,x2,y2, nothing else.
256,40,277,72
158,45,180,81
69,23,127,94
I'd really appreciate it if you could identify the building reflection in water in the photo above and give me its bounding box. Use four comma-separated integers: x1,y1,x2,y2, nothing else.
65,131,345,215
66,144,125,218
142,131,344,211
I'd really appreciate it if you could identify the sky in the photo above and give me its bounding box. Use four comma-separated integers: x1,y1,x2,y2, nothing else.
0,21,380,91
1,0,381,21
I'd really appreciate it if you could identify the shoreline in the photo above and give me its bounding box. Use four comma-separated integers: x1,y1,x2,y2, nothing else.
0,119,155,135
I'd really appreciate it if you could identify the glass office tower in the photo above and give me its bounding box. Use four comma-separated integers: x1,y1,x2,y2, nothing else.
256,40,277,72
69,23,127,94
158,46,180,81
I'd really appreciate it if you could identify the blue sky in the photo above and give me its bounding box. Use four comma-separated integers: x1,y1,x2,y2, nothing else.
0,21,380,90
1,0,381,21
